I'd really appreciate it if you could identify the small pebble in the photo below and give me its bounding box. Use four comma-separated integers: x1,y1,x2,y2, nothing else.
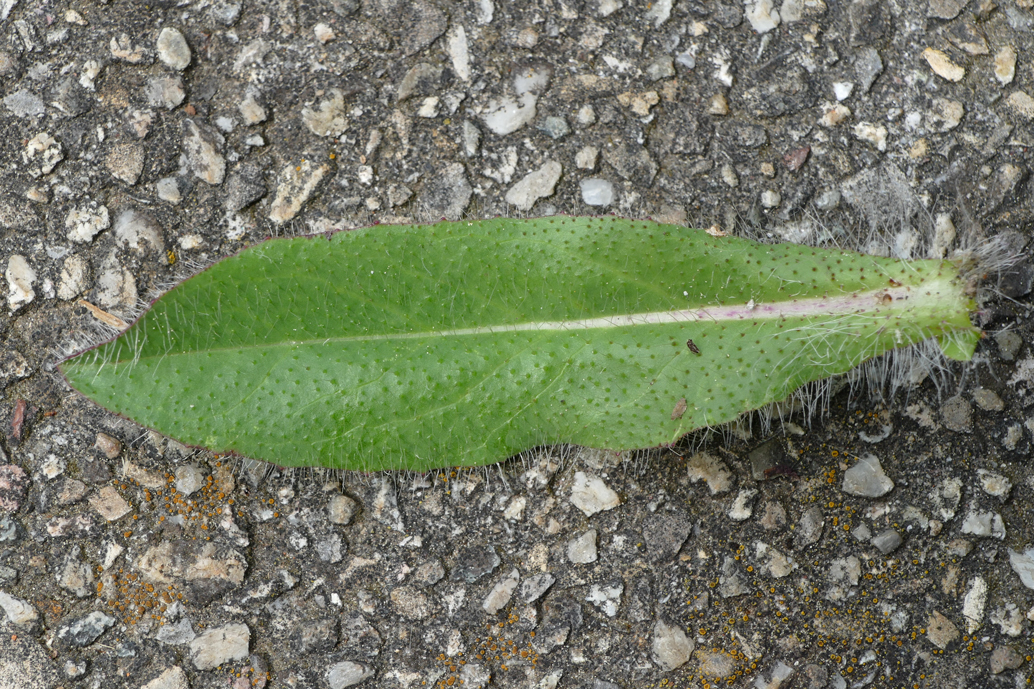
505,161,562,211
5,256,36,312
482,569,519,614
686,453,733,494
580,178,615,206
1006,91,1034,120
871,529,903,554
977,469,1012,499
326,662,373,689
156,27,191,70
708,93,729,115
651,620,693,671
728,488,757,521
820,103,851,127
567,528,598,564
923,48,965,82
313,23,335,44
842,454,894,497
994,46,1017,85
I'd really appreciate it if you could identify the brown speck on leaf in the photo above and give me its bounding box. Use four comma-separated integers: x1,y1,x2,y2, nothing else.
687,339,701,355
783,146,810,171
671,398,688,420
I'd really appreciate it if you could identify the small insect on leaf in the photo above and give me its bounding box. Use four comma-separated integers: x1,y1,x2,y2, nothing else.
671,398,688,421
59,216,981,472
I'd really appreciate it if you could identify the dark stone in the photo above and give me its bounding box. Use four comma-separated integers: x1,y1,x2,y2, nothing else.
79,455,112,484
648,111,711,157
290,616,338,654
748,438,787,480
450,544,501,583
713,2,743,28
848,0,890,47
741,66,817,119
340,614,382,658
224,164,267,212
602,142,659,185
54,612,115,649
642,511,692,563
0,464,29,513
627,576,654,622
542,595,583,631
718,122,767,149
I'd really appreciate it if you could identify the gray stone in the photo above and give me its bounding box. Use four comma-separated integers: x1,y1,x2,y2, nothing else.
972,388,1005,412
396,63,442,102
189,623,250,670
871,529,903,554
651,619,693,670
302,89,348,137
1008,547,1034,589
224,165,267,212
925,611,958,650
995,331,1023,360
586,580,623,617
55,611,115,648
977,469,1012,499
990,645,1024,674
686,452,734,494
155,618,195,645
3,89,45,117
796,506,824,547
642,511,691,563
854,47,883,92
141,666,188,689
567,529,598,564
113,208,164,255
156,28,191,70
537,116,569,139
646,56,675,81
417,162,472,220
482,569,519,614
718,556,748,598
105,143,144,185
174,464,205,495
414,558,444,586
183,120,226,185
451,545,500,583
326,661,373,688
0,590,38,626
602,142,658,185
519,573,555,603
146,76,186,109
327,494,358,525
482,93,538,135
570,472,620,516
505,161,562,211
270,159,331,223
841,454,894,497
156,177,183,203
579,178,614,206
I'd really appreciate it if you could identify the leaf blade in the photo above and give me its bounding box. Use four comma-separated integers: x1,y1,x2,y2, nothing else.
61,217,979,470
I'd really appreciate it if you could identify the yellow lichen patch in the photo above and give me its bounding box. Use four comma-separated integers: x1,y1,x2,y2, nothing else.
430,615,540,688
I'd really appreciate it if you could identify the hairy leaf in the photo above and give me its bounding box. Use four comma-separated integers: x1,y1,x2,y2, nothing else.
61,217,979,471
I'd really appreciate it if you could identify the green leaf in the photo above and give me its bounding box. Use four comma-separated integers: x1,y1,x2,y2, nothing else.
60,217,979,471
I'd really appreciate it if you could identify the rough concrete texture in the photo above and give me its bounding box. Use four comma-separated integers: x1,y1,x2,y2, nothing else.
0,1,1032,688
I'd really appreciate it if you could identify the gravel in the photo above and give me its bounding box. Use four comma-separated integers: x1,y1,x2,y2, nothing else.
0,1,1031,687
